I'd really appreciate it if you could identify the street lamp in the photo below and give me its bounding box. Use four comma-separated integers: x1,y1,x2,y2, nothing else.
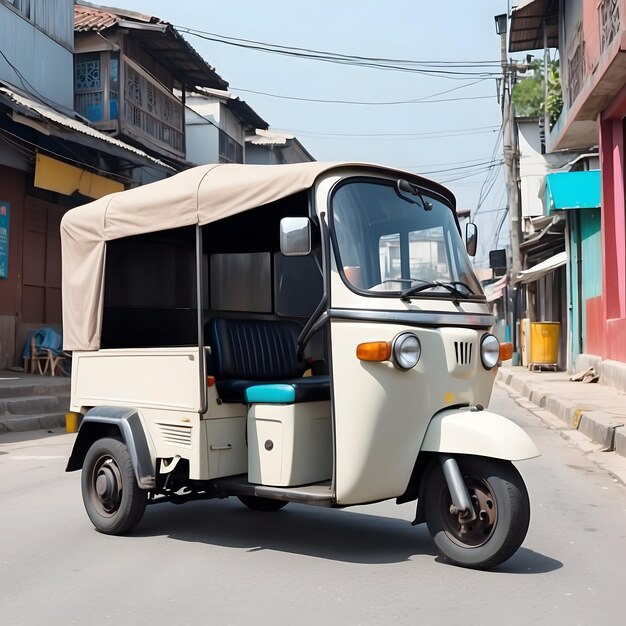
494,13,507,35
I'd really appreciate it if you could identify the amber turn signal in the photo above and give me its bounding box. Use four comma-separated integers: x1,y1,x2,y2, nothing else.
356,341,391,362
499,342,513,362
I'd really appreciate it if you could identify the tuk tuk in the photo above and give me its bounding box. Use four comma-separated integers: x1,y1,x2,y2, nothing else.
62,162,539,569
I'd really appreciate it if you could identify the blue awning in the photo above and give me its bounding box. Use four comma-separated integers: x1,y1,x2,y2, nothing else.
546,170,601,212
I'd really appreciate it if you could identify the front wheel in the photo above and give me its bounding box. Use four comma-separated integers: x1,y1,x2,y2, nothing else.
424,455,530,569
81,437,147,535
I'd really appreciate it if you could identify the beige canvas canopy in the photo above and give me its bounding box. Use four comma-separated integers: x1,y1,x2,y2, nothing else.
61,161,452,351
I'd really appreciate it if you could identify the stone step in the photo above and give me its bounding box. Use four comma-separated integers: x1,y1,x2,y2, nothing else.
0,412,67,434
0,395,70,416
0,381,70,400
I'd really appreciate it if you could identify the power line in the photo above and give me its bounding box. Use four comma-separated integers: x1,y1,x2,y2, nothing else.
232,78,491,106
177,26,501,79
234,87,493,105
276,125,499,139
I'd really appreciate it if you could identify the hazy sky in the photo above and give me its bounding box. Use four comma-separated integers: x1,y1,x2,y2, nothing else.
101,0,515,267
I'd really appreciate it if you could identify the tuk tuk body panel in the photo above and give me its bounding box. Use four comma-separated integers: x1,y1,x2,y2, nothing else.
205,416,248,479
247,401,332,487
330,320,496,505
70,347,203,413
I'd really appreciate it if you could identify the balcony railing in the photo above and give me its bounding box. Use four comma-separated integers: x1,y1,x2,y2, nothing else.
122,59,184,157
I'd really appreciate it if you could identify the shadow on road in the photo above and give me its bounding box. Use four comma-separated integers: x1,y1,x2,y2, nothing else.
132,498,562,571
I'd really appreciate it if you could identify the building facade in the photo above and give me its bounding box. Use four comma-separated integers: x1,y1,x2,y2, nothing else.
509,0,626,373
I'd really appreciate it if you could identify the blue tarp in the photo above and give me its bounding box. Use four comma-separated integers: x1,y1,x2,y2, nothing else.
546,170,601,212
22,327,64,359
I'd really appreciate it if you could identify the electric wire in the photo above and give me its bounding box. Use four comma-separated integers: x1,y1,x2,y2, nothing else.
232,78,492,106
176,26,501,78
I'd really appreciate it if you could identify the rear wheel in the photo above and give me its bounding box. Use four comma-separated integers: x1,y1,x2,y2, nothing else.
81,437,147,535
237,496,288,512
424,455,530,569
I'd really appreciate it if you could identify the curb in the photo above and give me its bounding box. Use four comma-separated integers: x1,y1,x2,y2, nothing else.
496,369,626,458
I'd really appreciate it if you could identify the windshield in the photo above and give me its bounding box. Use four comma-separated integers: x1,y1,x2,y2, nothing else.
330,178,483,299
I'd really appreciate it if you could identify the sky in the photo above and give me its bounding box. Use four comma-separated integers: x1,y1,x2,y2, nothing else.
101,0,516,268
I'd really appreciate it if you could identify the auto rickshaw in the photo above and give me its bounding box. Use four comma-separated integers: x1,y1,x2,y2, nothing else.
63,162,539,569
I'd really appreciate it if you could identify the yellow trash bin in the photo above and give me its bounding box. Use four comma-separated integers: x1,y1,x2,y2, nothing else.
529,322,560,365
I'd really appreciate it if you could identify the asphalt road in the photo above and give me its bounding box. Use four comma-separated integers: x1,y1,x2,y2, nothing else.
1,386,625,625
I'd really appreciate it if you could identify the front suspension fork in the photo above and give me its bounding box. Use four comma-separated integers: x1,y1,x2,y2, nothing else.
439,454,477,523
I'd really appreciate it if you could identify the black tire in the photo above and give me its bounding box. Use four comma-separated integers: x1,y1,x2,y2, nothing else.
237,495,289,512
81,437,147,535
424,455,530,569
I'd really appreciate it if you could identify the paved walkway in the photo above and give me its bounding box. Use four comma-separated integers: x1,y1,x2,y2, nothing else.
496,365,626,459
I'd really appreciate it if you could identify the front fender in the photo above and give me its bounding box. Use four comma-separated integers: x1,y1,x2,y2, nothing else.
421,408,540,461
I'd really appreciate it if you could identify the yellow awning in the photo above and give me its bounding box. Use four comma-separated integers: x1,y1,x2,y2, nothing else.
34,153,124,199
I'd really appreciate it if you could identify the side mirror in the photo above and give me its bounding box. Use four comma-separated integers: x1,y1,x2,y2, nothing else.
280,217,311,256
466,222,478,257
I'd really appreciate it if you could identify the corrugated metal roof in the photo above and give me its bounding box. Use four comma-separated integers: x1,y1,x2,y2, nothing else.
509,0,559,53
0,83,173,170
246,129,294,146
518,251,566,283
188,87,269,130
75,2,228,90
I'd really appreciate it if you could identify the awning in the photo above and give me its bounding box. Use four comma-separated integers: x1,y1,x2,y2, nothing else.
483,276,507,302
509,0,559,52
546,170,601,212
517,251,566,283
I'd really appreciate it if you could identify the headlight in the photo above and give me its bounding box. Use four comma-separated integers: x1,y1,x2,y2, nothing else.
480,333,500,369
392,332,421,370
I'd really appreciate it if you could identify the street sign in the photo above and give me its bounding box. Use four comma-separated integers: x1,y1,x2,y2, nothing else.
0,201,9,279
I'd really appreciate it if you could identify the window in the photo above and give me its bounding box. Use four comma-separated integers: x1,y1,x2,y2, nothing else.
74,52,119,123
219,130,243,164
332,179,483,298
101,226,198,348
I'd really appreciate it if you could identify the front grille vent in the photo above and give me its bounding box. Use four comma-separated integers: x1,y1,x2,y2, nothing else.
158,423,192,447
454,341,473,366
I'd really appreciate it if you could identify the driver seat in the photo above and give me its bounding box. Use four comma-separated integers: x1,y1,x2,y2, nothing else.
208,318,330,403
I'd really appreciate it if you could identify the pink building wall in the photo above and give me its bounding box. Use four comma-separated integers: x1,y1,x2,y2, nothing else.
598,82,626,362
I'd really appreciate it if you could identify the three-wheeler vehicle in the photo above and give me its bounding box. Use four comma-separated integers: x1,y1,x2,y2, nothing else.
63,162,539,569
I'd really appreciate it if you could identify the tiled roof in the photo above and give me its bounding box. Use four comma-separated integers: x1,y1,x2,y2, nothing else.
74,2,228,90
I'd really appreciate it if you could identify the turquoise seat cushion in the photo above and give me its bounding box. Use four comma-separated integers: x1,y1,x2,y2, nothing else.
245,384,296,404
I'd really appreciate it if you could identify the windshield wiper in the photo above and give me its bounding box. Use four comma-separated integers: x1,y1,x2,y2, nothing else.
400,280,474,301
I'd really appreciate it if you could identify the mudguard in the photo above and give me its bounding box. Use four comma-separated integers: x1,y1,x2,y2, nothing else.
421,407,540,461
65,407,155,489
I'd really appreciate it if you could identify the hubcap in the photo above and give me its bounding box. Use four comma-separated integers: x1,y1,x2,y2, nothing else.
92,457,123,514
441,476,497,547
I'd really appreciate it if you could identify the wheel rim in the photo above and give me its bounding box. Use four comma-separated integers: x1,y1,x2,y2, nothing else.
90,455,123,516
438,475,497,548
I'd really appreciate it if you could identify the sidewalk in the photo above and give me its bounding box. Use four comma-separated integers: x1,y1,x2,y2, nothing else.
496,365,626,458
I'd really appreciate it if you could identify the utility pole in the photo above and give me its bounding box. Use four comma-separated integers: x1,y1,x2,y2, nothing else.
495,14,523,281
495,13,523,356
